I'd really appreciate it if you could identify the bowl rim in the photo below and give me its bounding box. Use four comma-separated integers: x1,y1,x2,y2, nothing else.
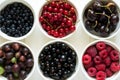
0,40,35,80
37,39,80,80
38,0,80,40
0,0,36,41
80,40,120,80
81,0,120,40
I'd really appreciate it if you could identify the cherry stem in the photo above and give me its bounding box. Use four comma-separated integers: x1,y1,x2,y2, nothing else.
93,20,98,28
95,13,110,19
100,6,112,14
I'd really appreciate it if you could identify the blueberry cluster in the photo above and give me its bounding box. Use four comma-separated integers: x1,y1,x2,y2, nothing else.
39,42,77,80
0,42,34,80
0,2,34,37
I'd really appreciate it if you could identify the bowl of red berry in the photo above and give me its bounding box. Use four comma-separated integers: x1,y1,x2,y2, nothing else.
39,0,78,39
82,0,120,39
0,0,36,41
37,40,79,80
0,41,35,80
81,40,120,80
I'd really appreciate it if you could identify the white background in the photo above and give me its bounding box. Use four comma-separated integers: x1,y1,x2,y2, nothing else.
0,0,120,80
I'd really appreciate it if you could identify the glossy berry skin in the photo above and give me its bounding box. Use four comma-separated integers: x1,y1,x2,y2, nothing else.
39,1,77,38
39,42,77,80
84,0,119,37
0,42,34,80
0,2,34,37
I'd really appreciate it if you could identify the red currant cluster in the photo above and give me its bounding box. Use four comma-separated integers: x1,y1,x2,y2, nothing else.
39,0,77,38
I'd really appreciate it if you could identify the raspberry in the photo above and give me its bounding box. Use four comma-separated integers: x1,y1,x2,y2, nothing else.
86,46,97,57
82,54,92,65
110,62,120,72
96,42,106,51
103,57,111,67
87,67,97,77
106,45,113,53
99,49,108,59
105,69,113,77
84,61,93,69
110,50,119,61
96,71,106,80
94,56,102,64
96,64,106,71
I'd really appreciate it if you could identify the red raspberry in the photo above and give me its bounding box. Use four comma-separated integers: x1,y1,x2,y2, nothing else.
94,56,102,64
96,71,106,80
96,42,106,51
103,57,111,67
86,46,97,57
106,45,113,53
87,67,97,77
105,69,113,77
110,50,119,61
110,62,120,72
99,49,108,59
84,61,93,69
96,64,106,71
82,54,92,65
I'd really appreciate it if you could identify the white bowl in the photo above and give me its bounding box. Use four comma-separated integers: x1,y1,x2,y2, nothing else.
0,41,35,80
0,0,36,41
81,0,120,40
37,40,79,80
38,0,79,40
80,40,120,80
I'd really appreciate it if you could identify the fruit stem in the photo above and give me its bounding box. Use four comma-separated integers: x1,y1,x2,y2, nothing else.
92,20,98,28
43,18,53,29
100,6,112,14
95,13,110,19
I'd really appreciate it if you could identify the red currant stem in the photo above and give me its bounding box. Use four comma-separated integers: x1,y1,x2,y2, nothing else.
55,26,61,31
43,18,53,29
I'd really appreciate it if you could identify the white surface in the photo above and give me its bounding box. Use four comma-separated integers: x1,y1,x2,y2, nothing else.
0,0,120,80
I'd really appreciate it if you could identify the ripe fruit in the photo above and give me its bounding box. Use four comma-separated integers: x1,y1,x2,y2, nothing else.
84,0,119,37
82,54,92,65
82,41,120,80
39,42,77,80
39,0,77,38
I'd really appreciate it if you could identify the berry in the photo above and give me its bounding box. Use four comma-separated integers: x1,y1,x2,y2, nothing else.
86,46,97,57
82,54,92,65
103,57,111,67
110,62,120,72
106,45,113,53
94,56,102,64
87,67,97,77
105,69,113,77
99,49,108,59
110,50,119,61
96,71,106,80
39,0,77,38
96,42,106,51
96,64,106,71
84,61,93,69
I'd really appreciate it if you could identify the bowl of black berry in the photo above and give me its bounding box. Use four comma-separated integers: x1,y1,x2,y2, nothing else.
0,41,35,80
39,0,79,39
82,0,120,39
81,40,120,80
0,0,35,41
37,40,79,80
